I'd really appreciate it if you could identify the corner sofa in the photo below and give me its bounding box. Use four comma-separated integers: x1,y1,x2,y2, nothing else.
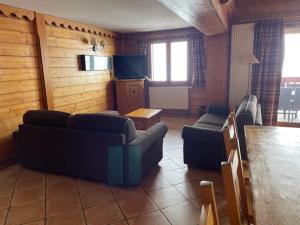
14,110,168,186
182,95,262,170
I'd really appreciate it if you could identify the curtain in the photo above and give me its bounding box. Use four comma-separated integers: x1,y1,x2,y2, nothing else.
137,40,147,55
251,19,284,125
191,33,206,87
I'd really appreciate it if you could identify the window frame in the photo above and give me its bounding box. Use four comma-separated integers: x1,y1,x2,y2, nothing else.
149,37,191,86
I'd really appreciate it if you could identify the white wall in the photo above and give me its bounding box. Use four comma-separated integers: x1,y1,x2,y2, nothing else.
229,23,255,108
149,86,189,109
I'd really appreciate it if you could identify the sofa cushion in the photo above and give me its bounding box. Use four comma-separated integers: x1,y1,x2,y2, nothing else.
196,113,227,126
69,113,137,142
236,95,258,128
194,122,223,131
126,119,137,143
23,110,71,128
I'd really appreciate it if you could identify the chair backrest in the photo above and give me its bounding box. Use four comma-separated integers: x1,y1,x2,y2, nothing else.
221,150,248,225
293,87,300,109
278,87,293,110
199,181,219,225
224,112,240,158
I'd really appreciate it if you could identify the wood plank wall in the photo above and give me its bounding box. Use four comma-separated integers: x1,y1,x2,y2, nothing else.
0,4,120,164
0,16,43,164
46,25,118,113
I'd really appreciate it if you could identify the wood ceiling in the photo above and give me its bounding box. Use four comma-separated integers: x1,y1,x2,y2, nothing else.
233,0,300,22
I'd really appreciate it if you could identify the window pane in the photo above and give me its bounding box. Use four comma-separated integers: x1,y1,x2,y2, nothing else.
171,41,188,81
151,43,167,81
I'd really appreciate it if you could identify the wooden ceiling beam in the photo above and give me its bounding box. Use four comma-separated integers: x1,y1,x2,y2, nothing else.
158,0,235,36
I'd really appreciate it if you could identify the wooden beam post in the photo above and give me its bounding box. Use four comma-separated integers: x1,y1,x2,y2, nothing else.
35,12,53,110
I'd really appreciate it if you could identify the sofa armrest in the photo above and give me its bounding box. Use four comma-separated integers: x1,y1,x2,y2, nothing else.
255,104,263,125
207,103,229,116
128,122,168,148
181,125,223,142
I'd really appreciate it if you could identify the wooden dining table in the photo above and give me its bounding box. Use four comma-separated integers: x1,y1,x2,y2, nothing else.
245,125,300,225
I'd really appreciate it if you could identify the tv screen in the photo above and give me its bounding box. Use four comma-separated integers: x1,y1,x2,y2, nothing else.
113,55,148,79
79,55,111,71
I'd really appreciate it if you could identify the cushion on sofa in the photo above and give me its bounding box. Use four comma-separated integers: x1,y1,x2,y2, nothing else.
196,113,227,126
69,113,137,142
23,110,71,128
193,122,223,130
235,95,258,129
125,119,138,143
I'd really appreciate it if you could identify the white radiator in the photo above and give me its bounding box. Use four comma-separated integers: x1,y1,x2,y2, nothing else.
149,86,189,109
229,23,255,109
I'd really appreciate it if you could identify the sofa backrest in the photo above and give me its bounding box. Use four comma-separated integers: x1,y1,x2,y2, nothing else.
69,113,137,143
235,95,257,130
23,110,71,128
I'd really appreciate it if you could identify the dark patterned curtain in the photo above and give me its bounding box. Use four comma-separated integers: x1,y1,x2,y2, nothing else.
251,19,284,125
191,33,206,87
137,40,147,55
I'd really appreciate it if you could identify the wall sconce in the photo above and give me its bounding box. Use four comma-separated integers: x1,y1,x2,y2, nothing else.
91,39,106,52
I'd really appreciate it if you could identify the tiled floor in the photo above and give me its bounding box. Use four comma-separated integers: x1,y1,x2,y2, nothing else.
0,116,229,225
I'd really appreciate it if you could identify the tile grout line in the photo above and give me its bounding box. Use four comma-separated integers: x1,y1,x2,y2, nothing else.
3,166,21,225
108,186,129,224
75,178,88,225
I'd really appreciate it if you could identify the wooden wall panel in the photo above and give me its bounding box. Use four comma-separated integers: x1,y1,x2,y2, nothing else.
234,0,300,23
45,25,117,114
0,16,43,164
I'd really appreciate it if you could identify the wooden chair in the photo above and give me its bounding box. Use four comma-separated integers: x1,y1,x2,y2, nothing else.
199,181,220,225
221,150,255,225
223,112,250,185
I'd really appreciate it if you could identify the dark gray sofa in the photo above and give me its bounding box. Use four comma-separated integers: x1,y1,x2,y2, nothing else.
14,110,168,186
182,95,262,170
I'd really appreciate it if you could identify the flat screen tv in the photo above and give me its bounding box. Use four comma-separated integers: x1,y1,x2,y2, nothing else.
79,55,111,71
113,55,148,79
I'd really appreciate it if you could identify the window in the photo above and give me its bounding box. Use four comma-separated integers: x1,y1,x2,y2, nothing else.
278,32,300,123
150,40,189,84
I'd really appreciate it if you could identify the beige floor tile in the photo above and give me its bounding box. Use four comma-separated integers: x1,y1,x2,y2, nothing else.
118,194,158,219
0,177,16,195
6,201,45,225
0,193,11,209
80,186,114,208
163,149,183,160
161,201,199,225
111,221,128,225
11,187,45,207
174,180,202,200
46,194,81,217
157,160,181,173
184,167,220,180
111,186,144,200
84,201,124,225
0,209,8,225
148,186,187,209
208,174,225,193
0,166,19,180
162,169,189,185
220,216,230,225
15,176,45,191
141,173,171,192
18,168,44,179
128,211,170,225
46,210,86,225
216,192,228,217
46,176,77,199
24,220,45,225
76,179,102,192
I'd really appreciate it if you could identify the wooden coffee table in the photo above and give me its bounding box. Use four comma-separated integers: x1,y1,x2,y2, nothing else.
126,108,162,130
